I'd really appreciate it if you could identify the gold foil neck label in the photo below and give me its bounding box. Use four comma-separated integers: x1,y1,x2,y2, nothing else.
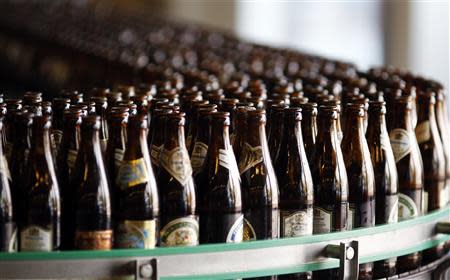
75,229,113,250
116,158,149,189
160,147,193,185
415,121,431,144
238,143,263,174
389,128,411,163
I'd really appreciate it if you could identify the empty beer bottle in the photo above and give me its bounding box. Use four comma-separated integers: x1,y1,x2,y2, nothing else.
158,112,198,247
21,115,61,251
298,103,317,170
73,116,112,250
239,109,279,241
200,112,243,244
57,109,82,249
115,115,159,249
366,101,398,278
0,118,16,252
275,108,313,280
416,91,446,262
342,103,375,280
389,95,423,273
312,105,349,280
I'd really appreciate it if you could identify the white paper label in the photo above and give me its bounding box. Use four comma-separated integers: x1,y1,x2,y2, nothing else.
160,147,193,185
313,207,332,234
281,209,313,237
390,128,411,162
20,226,52,252
160,216,199,247
114,149,125,169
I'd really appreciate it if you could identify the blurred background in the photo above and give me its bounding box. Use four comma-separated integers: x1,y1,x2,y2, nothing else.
118,0,449,88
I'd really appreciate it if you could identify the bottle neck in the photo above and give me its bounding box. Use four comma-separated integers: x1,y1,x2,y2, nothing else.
344,113,366,144
125,126,147,159
164,121,186,149
394,106,413,131
247,121,268,148
317,116,339,147
210,123,231,151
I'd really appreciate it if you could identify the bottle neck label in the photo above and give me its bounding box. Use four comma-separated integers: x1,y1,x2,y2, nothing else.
116,158,149,189
160,147,193,185
20,225,53,252
398,193,420,221
0,222,17,252
191,142,208,175
115,219,156,249
160,216,199,247
114,148,124,169
150,144,163,167
238,143,263,174
50,130,63,157
219,148,240,180
415,121,431,144
280,208,313,237
389,128,411,162
75,229,113,250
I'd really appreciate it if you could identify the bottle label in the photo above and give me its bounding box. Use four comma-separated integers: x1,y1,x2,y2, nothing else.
398,193,419,221
160,216,199,247
281,208,313,237
389,128,411,162
150,144,163,167
20,226,53,251
0,222,17,252
244,209,279,240
190,142,208,174
0,155,11,181
75,230,113,250
440,185,449,208
116,220,156,249
313,206,332,234
50,130,63,154
243,218,257,241
219,148,240,180
114,149,125,169
422,190,429,214
415,121,431,144
226,214,244,243
67,149,78,176
160,147,193,185
116,158,149,189
238,143,263,174
386,195,399,224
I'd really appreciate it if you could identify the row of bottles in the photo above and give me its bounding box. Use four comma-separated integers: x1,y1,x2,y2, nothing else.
0,76,448,280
